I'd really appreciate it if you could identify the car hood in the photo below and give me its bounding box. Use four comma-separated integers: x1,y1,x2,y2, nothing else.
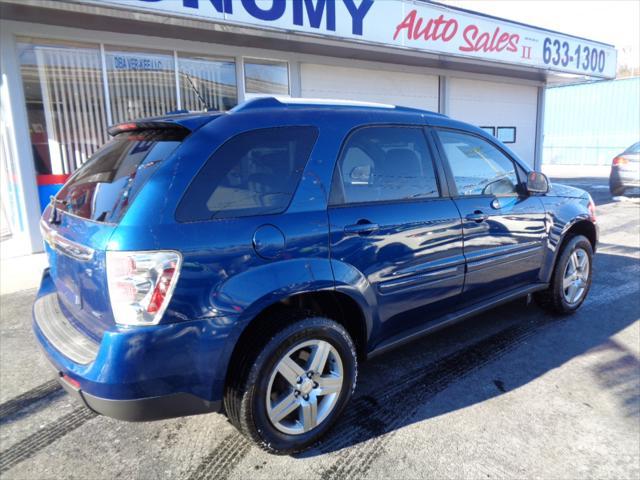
546,182,589,199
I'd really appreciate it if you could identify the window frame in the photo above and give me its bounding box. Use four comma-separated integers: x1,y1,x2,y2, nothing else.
429,126,528,199
496,126,517,144
243,57,291,97
328,124,446,208
479,126,496,137
176,52,238,111
175,125,318,223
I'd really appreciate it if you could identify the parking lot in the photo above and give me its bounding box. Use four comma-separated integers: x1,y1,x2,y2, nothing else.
1,177,638,480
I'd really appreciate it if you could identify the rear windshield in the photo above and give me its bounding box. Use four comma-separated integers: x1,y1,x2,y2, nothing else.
624,142,640,154
55,129,186,223
176,126,318,222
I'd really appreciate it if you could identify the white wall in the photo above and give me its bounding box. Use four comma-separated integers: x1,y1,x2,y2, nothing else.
301,64,439,112
0,26,42,255
301,67,539,166
448,77,538,166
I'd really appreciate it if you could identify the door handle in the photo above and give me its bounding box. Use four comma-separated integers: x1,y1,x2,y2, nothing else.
344,221,380,236
466,211,489,223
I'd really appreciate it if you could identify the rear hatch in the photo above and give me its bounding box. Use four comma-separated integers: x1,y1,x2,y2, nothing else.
41,126,189,342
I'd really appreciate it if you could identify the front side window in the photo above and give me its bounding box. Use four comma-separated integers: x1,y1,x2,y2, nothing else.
436,130,520,196
330,127,439,205
176,127,318,222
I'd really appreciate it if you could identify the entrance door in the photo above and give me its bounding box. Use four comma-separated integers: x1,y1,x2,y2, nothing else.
328,126,464,343
432,128,547,301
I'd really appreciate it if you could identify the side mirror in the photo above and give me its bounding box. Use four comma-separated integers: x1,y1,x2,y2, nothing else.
526,171,549,194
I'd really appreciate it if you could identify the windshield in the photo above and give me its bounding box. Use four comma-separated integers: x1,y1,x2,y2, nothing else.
55,129,187,223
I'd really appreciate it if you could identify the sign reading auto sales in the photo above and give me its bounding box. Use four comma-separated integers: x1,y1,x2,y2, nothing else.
91,0,617,79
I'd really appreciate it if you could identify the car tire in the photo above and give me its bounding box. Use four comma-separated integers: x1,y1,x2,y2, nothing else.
609,180,626,197
224,314,357,454
535,234,593,314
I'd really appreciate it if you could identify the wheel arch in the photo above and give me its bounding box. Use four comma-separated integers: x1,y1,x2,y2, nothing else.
223,289,370,394
561,218,597,252
543,217,597,283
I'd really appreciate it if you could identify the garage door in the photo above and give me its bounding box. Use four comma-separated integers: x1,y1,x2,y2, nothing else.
448,78,538,166
301,64,439,111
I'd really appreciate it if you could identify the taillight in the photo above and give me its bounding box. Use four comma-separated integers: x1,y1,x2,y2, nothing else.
588,196,597,222
612,156,629,166
106,251,182,326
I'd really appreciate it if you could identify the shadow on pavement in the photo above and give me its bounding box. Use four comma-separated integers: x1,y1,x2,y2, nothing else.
301,251,639,457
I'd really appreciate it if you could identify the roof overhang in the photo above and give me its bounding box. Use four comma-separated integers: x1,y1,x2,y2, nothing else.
0,0,617,85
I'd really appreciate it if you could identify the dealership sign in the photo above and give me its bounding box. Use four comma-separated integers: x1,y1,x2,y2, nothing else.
88,0,617,78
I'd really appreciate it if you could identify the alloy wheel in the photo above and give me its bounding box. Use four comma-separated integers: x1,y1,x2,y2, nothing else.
562,247,590,305
266,339,343,435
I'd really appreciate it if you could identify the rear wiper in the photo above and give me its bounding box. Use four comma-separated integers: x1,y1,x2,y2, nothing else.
48,196,67,225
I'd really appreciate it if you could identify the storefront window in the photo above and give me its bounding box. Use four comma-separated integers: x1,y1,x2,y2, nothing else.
17,38,240,212
244,59,289,95
18,39,108,175
105,48,177,124
178,55,237,111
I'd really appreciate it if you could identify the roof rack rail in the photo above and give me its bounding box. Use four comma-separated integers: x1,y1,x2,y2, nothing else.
230,96,445,116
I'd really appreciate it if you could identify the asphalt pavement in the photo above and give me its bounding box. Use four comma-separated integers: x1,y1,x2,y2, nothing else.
0,177,638,480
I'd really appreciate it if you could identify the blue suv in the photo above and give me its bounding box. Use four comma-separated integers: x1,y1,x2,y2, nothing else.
34,97,597,453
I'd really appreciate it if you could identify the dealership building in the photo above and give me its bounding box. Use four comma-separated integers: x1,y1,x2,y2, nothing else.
0,0,616,255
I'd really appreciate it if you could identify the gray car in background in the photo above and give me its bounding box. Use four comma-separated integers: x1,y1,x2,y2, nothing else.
609,141,640,196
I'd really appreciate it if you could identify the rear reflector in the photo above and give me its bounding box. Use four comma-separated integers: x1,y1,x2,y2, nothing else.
61,374,80,389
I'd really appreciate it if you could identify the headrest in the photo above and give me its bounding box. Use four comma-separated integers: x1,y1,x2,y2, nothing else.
377,148,421,177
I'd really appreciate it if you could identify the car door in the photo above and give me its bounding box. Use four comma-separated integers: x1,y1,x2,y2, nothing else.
432,128,547,302
328,125,464,344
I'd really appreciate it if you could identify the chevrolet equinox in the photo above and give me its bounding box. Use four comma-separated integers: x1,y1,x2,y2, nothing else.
34,97,597,453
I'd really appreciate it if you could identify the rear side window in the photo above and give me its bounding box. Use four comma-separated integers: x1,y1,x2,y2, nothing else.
329,126,439,205
56,129,187,223
177,127,318,222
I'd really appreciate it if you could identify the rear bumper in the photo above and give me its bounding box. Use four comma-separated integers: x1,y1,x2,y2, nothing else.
610,167,640,187
34,292,99,365
33,269,236,421
56,373,220,421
